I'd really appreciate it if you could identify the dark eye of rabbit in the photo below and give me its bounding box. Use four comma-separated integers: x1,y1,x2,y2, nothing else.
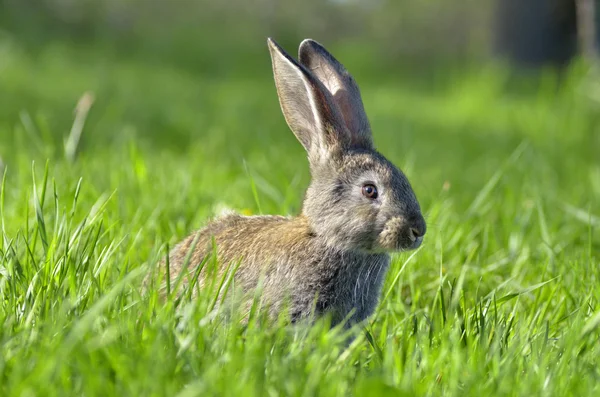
362,184,378,199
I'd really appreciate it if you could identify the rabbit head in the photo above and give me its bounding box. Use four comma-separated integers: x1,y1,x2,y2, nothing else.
267,38,426,253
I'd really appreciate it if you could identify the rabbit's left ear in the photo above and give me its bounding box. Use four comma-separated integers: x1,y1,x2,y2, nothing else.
299,39,373,149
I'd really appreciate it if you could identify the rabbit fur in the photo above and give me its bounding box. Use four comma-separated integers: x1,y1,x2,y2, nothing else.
160,38,426,329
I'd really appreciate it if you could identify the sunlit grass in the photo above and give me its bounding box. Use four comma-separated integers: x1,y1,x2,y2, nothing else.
0,42,598,396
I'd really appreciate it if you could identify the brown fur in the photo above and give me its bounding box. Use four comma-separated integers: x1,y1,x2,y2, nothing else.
167,214,389,325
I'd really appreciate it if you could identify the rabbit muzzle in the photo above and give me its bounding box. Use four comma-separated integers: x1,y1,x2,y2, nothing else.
376,214,426,251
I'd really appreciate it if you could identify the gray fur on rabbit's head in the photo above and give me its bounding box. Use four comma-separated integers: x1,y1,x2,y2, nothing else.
268,38,426,253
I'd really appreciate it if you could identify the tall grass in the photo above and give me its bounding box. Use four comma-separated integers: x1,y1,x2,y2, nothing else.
0,39,598,396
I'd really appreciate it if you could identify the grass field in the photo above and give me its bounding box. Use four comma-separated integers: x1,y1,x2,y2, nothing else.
0,37,599,396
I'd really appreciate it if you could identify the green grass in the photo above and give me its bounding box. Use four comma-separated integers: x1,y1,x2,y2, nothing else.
0,39,599,396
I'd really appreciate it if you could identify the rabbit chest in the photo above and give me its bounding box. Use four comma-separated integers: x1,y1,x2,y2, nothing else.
311,252,391,326
256,247,392,327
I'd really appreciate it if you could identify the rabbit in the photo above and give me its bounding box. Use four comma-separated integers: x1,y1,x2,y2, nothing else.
160,37,426,329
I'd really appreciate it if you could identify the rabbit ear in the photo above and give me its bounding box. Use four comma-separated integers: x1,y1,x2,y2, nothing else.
267,38,355,166
298,39,373,149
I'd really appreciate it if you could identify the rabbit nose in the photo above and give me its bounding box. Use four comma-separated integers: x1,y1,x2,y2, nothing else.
408,228,420,242
408,216,426,242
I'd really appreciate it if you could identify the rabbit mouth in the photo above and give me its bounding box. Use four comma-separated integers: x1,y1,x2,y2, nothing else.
408,235,424,250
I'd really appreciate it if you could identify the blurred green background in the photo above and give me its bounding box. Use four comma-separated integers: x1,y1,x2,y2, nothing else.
0,1,599,396
0,0,598,151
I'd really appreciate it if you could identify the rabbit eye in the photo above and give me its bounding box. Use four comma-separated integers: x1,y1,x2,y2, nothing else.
362,184,378,199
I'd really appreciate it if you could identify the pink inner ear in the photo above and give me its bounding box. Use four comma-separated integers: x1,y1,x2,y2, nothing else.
334,90,370,148
317,65,370,147
320,72,361,143
334,90,355,132
302,48,372,149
